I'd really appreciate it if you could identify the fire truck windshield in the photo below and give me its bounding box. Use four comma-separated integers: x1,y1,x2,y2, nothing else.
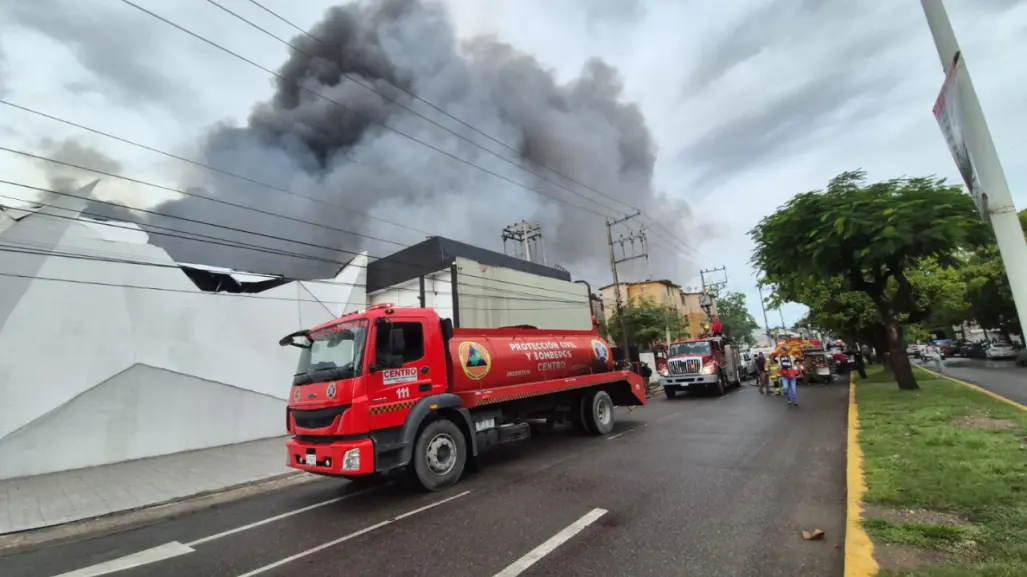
669,341,712,357
293,319,369,385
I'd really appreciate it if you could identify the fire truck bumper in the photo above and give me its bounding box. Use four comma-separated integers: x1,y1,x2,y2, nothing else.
286,437,376,476
660,374,719,390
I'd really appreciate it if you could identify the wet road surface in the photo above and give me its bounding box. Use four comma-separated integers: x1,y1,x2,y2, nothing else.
1,383,849,577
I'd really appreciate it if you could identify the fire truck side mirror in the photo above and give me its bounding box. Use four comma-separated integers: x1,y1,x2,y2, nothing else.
440,318,454,341
278,330,311,349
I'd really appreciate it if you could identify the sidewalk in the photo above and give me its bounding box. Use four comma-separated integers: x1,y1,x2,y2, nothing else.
0,437,290,535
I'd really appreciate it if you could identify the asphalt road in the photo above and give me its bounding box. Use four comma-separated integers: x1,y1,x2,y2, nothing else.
0,383,849,577
919,357,1026,405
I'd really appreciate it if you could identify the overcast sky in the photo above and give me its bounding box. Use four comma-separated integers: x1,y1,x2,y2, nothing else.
2,0,1025,328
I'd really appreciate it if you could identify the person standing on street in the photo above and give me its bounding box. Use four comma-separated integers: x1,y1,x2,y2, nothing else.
756,352,769,394
779,355,799,406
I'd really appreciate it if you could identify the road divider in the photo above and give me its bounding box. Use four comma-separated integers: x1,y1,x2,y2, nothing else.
236,490,472,577
493,508,608,577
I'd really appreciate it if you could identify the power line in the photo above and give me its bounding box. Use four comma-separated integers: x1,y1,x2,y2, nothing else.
0,98,701,269
0,145,408,249
117,0,617,220
0,182,591,300
236,0,709,261
0,268,589,311
0,240,586,305
0,101,434,240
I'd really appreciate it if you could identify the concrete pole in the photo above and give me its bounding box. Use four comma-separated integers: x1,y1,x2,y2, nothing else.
921,0,1027,334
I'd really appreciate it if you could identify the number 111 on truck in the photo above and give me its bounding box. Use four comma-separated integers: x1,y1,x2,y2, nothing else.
278,304,648,491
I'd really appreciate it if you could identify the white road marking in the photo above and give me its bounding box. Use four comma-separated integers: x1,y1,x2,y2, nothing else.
51,484,382,577
236,490,472,577
492,508,608,577
607,423,647,440
50,542,194,577
187,485,380,546
655,411,683,422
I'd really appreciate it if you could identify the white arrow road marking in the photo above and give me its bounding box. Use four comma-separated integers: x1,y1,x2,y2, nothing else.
492,507,608,577
51,542,195,577
236,490,472,577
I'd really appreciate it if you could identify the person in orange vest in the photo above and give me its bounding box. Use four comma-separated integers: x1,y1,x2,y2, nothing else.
778,355,800,406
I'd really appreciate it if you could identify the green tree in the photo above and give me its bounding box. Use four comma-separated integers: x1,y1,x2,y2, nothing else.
710,289,760,346
962,209,1027,340
606,298,688,350
750,171,985,390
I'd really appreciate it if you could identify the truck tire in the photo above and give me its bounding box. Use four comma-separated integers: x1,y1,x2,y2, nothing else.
583,390,615,435
714,371,726,396
410,419,467,492
665,387,677,399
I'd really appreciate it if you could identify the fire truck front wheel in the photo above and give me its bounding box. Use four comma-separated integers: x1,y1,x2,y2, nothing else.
411,419,467,492
714,371,726,396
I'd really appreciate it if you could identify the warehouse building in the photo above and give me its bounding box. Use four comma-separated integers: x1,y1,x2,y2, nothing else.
0,182,367,480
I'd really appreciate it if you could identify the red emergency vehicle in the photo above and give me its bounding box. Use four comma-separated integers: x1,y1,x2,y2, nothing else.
279,304,647,491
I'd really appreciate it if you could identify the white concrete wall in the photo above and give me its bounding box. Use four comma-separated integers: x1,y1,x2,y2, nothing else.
367,269,455,321
454,257,592,330
0,194,367,479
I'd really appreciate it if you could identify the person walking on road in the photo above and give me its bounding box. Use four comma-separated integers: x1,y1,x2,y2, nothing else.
925,343,945,374
778,355,799,406
756,352,769,394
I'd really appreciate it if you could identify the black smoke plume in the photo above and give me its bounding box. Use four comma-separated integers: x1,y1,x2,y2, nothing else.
98,0,698,282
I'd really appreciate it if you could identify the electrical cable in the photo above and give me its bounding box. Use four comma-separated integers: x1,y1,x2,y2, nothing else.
0,186,590,302
237,0,709,260
118,0,618,220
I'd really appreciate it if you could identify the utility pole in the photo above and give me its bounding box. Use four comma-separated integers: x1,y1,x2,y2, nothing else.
699,266,727,330
502,220,547,265
921,0,1027,333
757,283,772,344
606,210,643,353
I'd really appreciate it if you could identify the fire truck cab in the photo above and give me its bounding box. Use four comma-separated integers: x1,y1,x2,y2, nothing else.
659,336,742,397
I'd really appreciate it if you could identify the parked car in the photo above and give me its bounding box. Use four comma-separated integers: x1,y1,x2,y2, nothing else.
906,344,920,358
740,352,758,379
936,342,956,357
966,342,988,359
986,342,1018,360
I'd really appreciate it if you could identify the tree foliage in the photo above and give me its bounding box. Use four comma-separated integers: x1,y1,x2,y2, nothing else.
710,289,760,346
962,210,1027,339
750,170,985,390
605,298,689,351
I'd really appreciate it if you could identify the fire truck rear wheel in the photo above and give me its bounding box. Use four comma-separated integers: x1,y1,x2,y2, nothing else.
411,418,466,492
584,390,615,436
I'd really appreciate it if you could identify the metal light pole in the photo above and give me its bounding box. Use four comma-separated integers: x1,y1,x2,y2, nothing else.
756,283,772,344
921,0,1027,334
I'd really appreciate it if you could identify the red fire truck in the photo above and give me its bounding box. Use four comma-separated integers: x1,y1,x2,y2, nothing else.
658,336,743,397
279,304,647,491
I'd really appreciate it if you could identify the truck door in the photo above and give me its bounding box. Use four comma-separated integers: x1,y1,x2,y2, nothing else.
367,317,446,428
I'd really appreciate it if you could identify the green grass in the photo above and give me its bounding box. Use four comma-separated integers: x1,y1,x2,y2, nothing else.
857,366,1027,576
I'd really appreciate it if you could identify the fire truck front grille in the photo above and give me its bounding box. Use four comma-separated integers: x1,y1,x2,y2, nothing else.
669,359,701,375
291,405,349,429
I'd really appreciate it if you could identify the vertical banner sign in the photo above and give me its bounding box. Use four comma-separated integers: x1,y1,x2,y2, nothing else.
933,52,988,220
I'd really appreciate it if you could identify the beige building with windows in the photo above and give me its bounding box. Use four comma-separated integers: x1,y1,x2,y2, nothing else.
598,280,717,340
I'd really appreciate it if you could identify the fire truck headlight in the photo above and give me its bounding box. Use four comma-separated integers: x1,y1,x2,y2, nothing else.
703,364,716,375
342,448,360,471
658,368,669,377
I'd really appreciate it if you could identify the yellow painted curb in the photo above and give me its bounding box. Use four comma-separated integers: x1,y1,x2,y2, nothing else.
845,379,879,577
917,367,1027,412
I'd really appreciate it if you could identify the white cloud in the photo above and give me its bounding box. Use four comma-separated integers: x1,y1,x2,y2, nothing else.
1,0,1025,328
